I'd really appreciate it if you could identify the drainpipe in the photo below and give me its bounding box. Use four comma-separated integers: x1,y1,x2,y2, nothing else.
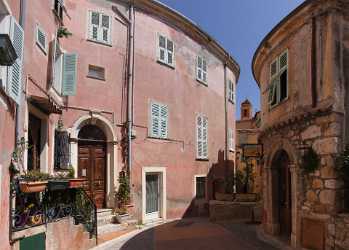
127,4,135,186
10,0,26,244
223,63,229,185
311,17,318,108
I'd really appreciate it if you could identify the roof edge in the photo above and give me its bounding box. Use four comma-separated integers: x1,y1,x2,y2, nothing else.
251,0,313,87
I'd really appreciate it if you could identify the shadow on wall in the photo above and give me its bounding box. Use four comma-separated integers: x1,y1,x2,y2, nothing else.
182,150,235,218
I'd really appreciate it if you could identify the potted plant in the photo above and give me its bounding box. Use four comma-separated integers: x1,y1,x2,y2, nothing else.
116,171,130,212
19,170,50,193
67,167,87,189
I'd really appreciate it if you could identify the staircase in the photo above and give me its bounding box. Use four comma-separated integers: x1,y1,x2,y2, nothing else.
97,209,138,235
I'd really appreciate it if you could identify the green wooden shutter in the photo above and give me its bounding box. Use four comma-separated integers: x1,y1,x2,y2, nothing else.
62,53,77,96
8,16,24,104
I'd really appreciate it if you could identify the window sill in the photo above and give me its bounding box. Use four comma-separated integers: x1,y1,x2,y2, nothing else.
147,136,168,141
196,78,208,86
87,39,112,47
196,158,209,162
86,75,106,81
269,96,289,111
157,59,175,69
228,99,235,105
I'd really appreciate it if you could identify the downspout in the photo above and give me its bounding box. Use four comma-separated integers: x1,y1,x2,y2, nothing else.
127,4,135,186
10,0,26,245
223,63,228,185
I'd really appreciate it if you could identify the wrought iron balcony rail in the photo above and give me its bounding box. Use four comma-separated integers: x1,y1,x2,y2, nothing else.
10,179,97,239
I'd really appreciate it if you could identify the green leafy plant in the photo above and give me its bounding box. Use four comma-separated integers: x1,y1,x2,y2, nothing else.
302,147,320,173
67,166,75,178
225,170,235,194
21,170,50,182
57,26,72,38
116,171,130,208
10,137,31,175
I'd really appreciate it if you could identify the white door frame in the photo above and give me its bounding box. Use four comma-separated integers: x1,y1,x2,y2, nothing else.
142,167,166,223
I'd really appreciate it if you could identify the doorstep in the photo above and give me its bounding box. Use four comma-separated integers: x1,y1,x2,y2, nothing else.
256,225,298,250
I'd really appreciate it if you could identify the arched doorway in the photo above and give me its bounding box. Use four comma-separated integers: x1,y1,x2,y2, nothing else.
271,149,292,241
78,125,107,208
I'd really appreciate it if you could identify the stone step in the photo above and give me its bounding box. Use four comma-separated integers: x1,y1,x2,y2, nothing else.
97,208,113,217
97,223,126,235
97,214,116,227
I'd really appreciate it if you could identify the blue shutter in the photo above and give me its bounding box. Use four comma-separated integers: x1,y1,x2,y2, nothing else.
8,16,24,104
62,53,77,96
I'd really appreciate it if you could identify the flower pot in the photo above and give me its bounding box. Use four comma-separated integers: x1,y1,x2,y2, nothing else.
19,181,48,193
48,179,69,191
69,178,87,189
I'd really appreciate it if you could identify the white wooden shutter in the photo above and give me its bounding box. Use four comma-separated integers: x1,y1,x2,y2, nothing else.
202,116,208,158
270,59,278,79
279,51,288,71
197,116,203,158
160,105,168,138
7,16,24,104
36,25,47,52
229,128,234,151
151,102,160,137
62,53,77,96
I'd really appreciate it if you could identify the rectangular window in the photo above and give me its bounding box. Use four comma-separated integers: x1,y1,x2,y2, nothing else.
197,114,208,159
229,128,234,151
53,0,64,20
54,130,70,170
88,65,105,80
268,50,288,108
88,11,111,45
197,55,207,84
157,34,175,67
150,101,168,139
195,176,206,199
228,80,235,104
36,24,47,53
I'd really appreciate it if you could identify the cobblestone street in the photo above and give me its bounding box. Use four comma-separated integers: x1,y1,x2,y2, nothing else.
95,219,278,250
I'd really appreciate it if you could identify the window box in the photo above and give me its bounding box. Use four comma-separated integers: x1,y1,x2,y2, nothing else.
47,179,69,191
69,178,87,189
19,181,48,193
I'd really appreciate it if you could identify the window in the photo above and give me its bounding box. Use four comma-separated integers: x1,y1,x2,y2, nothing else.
150,101,168,139
227,80,235,104
36,24,47,53
268,50,288,108
196,55,207,84
88,11,111,45
53,0,64,20
229,128,234,151
51,37,78,96
88,65,105,80
195,176,206,199
157,34,175,67
197,115,208,159
54,129,69,170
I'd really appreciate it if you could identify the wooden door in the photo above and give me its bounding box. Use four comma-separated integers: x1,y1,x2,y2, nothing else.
279,159,292,238
146,174,160,219
78,143,106,208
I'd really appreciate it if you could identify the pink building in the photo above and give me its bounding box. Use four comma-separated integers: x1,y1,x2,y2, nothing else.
0,0,239,249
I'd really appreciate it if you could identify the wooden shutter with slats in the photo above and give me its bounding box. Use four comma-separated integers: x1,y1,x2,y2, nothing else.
62,53,77,96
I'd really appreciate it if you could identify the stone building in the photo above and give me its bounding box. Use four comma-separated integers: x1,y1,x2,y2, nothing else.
252,0,349,249
0,0,239,249
235,99,261,194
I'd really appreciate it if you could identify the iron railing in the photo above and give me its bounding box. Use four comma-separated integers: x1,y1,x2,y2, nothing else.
10,180,97,240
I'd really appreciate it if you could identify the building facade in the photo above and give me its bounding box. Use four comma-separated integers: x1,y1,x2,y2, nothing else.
253,0,349,249
235,99,261,194
0,0,239,249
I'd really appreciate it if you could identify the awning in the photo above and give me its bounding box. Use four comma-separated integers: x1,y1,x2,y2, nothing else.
28,95,62,114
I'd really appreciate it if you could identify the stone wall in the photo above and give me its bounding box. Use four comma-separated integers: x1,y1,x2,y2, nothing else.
327,214,349,250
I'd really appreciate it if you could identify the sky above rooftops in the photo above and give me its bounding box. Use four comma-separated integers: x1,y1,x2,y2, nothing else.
158,0,305,118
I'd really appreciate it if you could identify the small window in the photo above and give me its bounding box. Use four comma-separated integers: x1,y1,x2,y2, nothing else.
227,80,235,104
36,24,47,53
150,101,168,139
195,176,206,199
268,50,288,108
197,114,208,159
53,0,64,20
229,128,234,151
54,129,70,170
157,34,175,67
88,11,111,45
88,65,105,80
197,55,207,84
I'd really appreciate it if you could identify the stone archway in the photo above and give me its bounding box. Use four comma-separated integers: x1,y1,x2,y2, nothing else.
69,114,118,208
264,142,300,247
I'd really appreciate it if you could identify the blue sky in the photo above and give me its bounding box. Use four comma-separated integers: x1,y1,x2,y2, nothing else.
158,0,305,117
